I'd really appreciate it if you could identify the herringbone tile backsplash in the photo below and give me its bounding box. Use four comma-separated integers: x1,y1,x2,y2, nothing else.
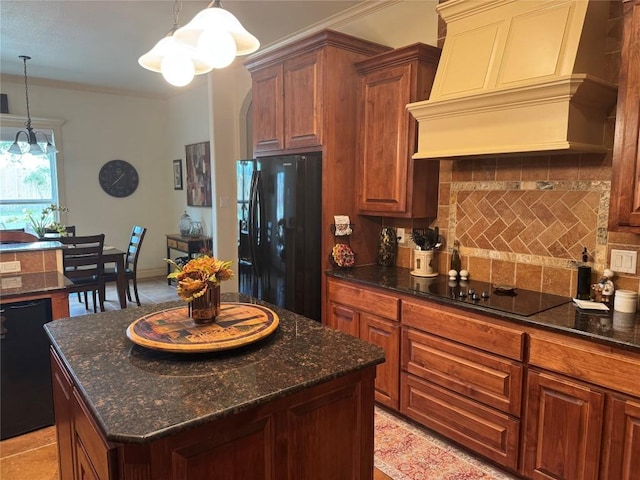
455,185,602,263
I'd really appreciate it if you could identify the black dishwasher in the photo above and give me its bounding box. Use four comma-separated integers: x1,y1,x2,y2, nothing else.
1,298,55,440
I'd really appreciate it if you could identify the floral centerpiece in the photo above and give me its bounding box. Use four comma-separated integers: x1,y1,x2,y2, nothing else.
166,255,233,324
22,204,69,238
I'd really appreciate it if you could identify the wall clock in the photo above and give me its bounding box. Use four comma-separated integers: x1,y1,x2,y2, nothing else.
99,160,139,197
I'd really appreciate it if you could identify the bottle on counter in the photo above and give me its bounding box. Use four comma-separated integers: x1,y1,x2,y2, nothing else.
450,240,461,273
576,246,591,300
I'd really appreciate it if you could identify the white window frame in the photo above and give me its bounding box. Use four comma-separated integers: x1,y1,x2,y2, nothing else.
0,113,66,207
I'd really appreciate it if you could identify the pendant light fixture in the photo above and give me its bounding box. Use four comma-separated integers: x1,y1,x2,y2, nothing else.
138,0,215,87
8,56,58,157
174,0,260,69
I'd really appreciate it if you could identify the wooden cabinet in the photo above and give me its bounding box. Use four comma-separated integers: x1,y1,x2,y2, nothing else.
51,346,377,479
326,277,400,409
355,44,441,218
601,395,640,480
522,369,604,480
51,349,115,480
525,330,640,480
400,299,524,470
609,0,640,233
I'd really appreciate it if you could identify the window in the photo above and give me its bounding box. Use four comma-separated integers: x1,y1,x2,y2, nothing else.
0,117,64,231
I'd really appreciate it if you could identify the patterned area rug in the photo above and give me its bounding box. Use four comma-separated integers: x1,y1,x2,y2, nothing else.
374,407,519,480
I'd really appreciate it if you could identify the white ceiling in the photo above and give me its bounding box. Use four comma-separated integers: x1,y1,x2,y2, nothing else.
0,0,363,97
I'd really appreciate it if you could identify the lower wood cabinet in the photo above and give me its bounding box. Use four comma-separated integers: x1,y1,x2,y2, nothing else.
326,275,640,480
326,277,400,409
51,347,377,480
522,369,604,480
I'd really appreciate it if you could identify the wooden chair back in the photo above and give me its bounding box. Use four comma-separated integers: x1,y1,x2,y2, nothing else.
0,231,39,244
124,226,146,273
58,234,105,312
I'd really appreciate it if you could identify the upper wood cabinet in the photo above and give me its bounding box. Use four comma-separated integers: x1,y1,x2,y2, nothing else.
609,0,640,233
355,44,441,218
246,30,388,155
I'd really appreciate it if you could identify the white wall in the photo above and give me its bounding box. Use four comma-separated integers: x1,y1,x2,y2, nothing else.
0,79,173,276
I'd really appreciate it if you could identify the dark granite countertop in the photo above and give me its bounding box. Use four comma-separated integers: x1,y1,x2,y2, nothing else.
0,240,62,253
326,265,640,352
0,271,71,299
45,293,384,444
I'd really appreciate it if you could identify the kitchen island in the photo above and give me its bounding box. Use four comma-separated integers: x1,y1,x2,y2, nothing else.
45,294,384,480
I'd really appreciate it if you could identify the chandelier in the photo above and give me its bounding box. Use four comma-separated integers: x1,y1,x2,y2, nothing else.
7,56,58,157
139,0,260,87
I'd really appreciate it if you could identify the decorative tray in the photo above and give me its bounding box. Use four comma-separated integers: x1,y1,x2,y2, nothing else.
126,302,279,353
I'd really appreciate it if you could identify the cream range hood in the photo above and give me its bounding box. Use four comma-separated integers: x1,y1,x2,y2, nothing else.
408,0,617,159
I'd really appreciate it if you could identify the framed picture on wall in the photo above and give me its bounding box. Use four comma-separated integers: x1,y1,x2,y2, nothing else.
173,159,183,190
185,141,212,207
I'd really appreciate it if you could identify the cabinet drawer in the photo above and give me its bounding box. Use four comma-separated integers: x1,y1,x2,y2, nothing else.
402,328,522,416
177,241,189,251
402,300,524,361
73,390,113,480
401,373,519,470
328,279,399,321
167,239,178,249
529,331,640,398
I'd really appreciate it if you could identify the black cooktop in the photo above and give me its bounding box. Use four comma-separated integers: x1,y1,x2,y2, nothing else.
408,275,572,317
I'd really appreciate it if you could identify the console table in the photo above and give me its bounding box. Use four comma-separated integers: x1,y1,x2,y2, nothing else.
165,234,213,284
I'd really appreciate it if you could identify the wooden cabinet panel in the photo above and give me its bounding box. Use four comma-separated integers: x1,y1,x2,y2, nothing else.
51,349,75,480
402,327,522,416
361,312,400,409
327,302,359,338
529,331,640,398
402,299,525,361
609,0,640,232
355,44,441,218
170,416,273,479
401,373,520,470
283,51,324,150
522,370,604,480
601,395,640,480
327,278,399,321
76,442,101,480
252,64,284,152
73,390,115,480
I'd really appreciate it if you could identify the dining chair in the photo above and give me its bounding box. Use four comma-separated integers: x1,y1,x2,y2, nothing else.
58,234,105,313
0,231,39,244
103,225,146,306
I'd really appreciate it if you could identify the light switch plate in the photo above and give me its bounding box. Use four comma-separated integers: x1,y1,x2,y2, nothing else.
396,228,407,246
610,249,638,274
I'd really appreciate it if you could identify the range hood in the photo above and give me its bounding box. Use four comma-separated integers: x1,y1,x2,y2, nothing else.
408,0,617,159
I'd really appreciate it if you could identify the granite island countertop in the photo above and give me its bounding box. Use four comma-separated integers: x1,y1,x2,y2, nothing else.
327,265,640,352
44,293,384,444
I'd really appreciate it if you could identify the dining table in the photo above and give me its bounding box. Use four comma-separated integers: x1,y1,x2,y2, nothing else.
101,246,127,309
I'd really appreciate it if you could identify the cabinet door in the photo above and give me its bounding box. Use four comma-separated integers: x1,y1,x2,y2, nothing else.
609,0,640,231
358,64,412,214
283,51,324,150
360,312,400,409
51,350,75,480
326,302,359,337
253,64,284,152
601,395,640,480
522,370,604,480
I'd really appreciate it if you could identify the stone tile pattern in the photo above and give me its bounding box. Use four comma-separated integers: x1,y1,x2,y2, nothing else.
453,182,606,267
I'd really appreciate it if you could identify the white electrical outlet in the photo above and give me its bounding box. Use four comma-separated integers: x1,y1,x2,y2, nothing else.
610,249,638,274
0,261,21,274
396,228,407,246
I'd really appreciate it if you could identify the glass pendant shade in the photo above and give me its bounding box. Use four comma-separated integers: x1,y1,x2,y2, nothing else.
197,29,236,69
161,50,196,87
174,5,260,59
138,30,214,77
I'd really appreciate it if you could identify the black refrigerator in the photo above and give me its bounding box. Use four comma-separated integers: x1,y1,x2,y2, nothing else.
237,153,322,320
